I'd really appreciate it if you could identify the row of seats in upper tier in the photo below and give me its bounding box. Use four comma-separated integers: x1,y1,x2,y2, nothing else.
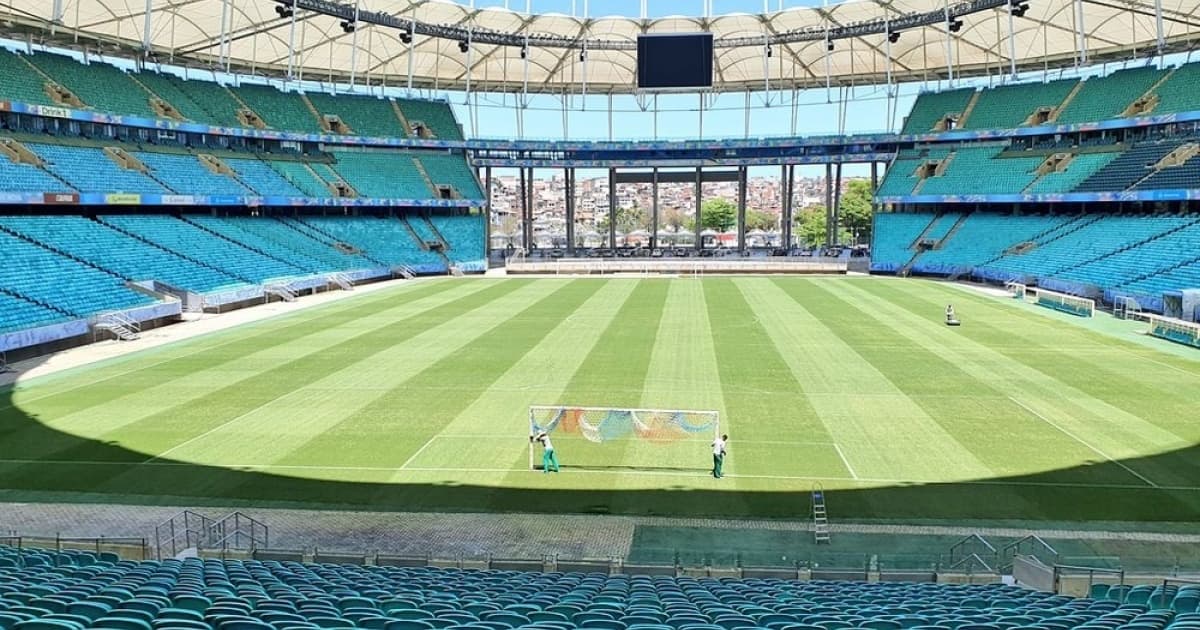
0,48,464,140
902,61,1200,134
878,136,1200,197
0,214,485,334
0,142,482,200
872,211,1200,305
4,544,1200,630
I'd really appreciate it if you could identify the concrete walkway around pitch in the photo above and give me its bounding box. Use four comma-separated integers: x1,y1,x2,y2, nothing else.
3,502,1199,561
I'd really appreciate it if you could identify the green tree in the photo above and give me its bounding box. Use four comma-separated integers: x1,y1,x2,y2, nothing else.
661,206,694,233
745,209,777,232
700,198,737,232
597,203,649,234
839,179,874,244
795,205,852,248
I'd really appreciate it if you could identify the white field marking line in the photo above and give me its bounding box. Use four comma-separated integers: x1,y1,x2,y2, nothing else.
0,293,402,413
832,443,859,480
142,388,307,464
3,459,1199,492
398,435,441,470
1007,396,1160,489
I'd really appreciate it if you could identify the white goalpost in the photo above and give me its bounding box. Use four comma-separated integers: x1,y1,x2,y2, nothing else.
527,405,721,471
1029,287,1095,317
1005,281,1028,300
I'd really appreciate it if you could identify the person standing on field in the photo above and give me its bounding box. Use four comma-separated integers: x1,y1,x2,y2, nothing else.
533,431,560,473
712,434,728,478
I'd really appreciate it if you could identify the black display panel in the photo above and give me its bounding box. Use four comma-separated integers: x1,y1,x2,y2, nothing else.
636,33,714,91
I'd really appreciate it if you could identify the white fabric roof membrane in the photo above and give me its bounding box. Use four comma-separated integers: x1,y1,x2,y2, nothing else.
3,0,1198,94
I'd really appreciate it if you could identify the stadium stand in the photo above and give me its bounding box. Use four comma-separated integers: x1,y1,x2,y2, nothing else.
29,144,167,195
1053,67,1166,124
4,544,1199,630
202,217,381,272
296,216,447,272
233,84,322,133
134,152,250,196
0,292,67,333
432,214,487,268
0,152,70,192
306,92,409,137
919,146,1043,195
1054,217,1200,289
0,48,56,107
416,152,485,198
397,98,464,139
269,161,336,198
225,158,306,197
1025,153,1119,193
0,215,245,294
869,212,936,272
160,74,248,128
960,79,1076,130
99,215,308,284
23,52,159,119
1145,61,1200,115
0,228,154,319
900,88,976,133
329,151,432,199
1073,141,1181,192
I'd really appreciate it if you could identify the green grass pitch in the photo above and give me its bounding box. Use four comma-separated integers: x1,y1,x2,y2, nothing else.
2,276,1199,523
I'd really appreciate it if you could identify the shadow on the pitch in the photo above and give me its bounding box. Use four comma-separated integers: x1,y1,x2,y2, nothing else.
2,349,1200,524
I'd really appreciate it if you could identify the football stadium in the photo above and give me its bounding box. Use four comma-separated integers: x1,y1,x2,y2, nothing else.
2,0,1200,623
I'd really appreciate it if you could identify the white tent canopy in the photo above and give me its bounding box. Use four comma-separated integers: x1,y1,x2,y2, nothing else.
2,0,1194,94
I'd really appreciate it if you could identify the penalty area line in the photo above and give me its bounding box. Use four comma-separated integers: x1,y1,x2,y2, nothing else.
832,443,859,480
1008,396,1160,489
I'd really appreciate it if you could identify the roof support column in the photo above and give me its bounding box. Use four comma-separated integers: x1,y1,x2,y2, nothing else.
832,162,843,247
1006,0,1018,79
218,0,230,70
824,163,834,248
737,166,748,252
1075,0,1088,66
608,167,617,250
485,166,494,257
349,0,362,89
695,167,703,251
781,164,793,251
944,0,955,86
1155,0,1166,55
406,14,415,90
142,0,153,52
286,2,299,79
566,168,576,256
651,168,660,251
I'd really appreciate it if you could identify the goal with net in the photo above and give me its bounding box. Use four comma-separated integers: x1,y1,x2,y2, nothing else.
1029,288,1094,317
1005,282,1027,299
528,406,720,471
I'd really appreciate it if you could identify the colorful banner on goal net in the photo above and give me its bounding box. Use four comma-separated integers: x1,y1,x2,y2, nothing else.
530,406,719,444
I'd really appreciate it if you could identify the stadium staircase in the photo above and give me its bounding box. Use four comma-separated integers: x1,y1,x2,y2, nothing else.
13,53,86,109
263,282,298,302
126,72,186,121
1048,81,1086,122
1127,143,1200,189
328,272,355,290
412,157,438,195
399,215,432,251
96,216,255,285
955,91,981,128
811,484,831,544
154,511,269,560
93,311,141,341
418,215,450,250
390,99,414,136
283,217,389,268
1127,67,1178,117
223,87,270,131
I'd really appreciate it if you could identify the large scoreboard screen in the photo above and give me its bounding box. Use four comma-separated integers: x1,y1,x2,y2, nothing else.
636,33,714,91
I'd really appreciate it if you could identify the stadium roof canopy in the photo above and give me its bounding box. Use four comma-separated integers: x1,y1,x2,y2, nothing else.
3,0,1199,94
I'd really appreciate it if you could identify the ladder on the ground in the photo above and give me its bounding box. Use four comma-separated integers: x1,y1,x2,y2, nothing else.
393,265,417,280
93,312,141,341
264,282,298,302
811,483,831,544
328,272,354,291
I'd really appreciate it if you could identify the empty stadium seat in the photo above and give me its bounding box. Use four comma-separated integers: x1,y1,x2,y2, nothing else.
29,144,167,195
329,151,431,199
960,79,1077,130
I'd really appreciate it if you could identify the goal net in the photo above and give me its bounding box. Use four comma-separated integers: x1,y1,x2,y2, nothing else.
1030,288,1094,317
528,405,720,471
1006,282,1028,300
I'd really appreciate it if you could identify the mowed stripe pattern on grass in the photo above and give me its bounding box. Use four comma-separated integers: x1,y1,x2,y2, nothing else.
1,277,1198,521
